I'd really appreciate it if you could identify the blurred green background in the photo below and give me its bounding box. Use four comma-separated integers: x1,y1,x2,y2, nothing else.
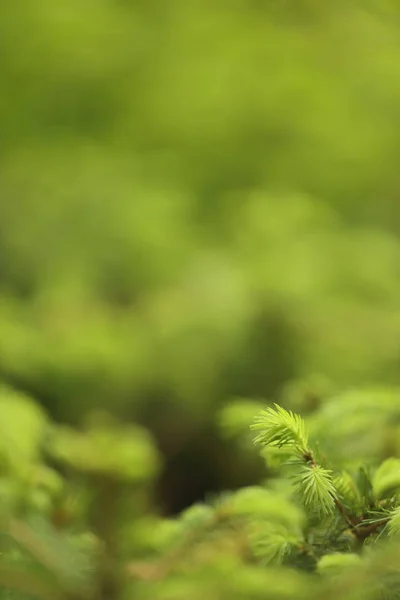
1,0,400,514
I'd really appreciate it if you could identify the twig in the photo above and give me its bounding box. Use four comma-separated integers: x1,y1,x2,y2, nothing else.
353,517,391,541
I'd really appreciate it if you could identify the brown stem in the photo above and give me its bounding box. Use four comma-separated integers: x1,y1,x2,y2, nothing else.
353,517,391,541
333,497,358,529
302,451,316,467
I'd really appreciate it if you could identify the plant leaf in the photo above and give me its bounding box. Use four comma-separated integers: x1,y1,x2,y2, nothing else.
292,465,336,517
373,459,400,500
251,404,309,455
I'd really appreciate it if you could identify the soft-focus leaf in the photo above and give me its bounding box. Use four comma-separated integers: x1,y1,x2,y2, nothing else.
317,553,363,574
49,418,160,483
226,486,305,530
0,388,48,473
373,459,400,500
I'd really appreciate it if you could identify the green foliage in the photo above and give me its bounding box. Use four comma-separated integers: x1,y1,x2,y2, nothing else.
3,1,400,600
333,471,362,513
250,522,302,565
2,387,400,599
292,465,336,517
49,414,160,483
307,388,400,467
373,459,400,501
317,552,363,574
251,404,309,455
218,400,265,441
226,486,304,530
0,387,48,472
388,508,400,537
252,404,337,517
248,402,400,599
